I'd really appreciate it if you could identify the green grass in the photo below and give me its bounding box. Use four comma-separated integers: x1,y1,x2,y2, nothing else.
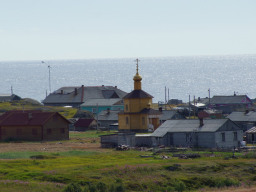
0,131,255,191
69,130,117,139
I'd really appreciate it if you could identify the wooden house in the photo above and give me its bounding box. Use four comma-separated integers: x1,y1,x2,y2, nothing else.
0,110,69,141
151,119,243,149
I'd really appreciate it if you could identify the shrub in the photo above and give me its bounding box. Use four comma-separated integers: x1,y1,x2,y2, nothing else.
63,183,82,192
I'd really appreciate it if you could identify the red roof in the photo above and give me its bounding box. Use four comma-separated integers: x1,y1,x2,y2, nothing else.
0,110,68,126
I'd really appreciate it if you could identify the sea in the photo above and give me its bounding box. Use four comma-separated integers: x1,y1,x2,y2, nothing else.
1,54,256,104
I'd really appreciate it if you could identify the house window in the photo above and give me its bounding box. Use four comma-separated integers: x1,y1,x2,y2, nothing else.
47,129,52,135
221,133,225,142
126,105,128,111
126,117,129,125
16,129,22,135
32,128,38,136
233,132,237,141
142,117,145,125
60,128,65,134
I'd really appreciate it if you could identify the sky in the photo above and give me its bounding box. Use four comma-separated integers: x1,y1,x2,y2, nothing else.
0,0,256,61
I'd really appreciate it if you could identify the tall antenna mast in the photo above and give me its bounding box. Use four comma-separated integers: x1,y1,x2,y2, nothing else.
42,61,52,94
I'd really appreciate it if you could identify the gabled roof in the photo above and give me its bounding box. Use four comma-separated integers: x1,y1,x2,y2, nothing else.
98,110,119,121
0,110,69,126
74,119,95,127
0,94,21,102
210,95,252,105
227,111,256,122
43,85,127,104
151,119,240,137
123,90,153,99
81,98,123,107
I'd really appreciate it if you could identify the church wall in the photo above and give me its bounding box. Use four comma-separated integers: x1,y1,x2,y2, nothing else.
124,98,152,113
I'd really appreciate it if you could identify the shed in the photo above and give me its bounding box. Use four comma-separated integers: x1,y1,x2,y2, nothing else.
74,118,97,131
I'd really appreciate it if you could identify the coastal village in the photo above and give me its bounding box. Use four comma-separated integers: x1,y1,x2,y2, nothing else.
0,60,255,149
1,60,256,191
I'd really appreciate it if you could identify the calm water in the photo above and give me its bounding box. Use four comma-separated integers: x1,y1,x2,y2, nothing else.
0,55,256,103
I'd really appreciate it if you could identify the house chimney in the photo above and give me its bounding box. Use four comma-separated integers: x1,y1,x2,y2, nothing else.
159,107,163,112
199,118,204,127
244,109,249,115
74,88,78,95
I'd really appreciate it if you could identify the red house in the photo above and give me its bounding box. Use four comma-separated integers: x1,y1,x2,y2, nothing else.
0,110,69,141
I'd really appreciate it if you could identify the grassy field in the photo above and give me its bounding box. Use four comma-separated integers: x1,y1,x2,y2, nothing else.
0,131,255,191
0,101,77,119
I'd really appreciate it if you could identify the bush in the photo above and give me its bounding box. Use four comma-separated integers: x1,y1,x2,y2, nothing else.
63,183,82,192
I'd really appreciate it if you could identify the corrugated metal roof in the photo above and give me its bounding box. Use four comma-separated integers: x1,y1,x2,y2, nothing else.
0,110,69,126
151,119,229,137
246,126,256,133
227,111,256,122
43,86,127,104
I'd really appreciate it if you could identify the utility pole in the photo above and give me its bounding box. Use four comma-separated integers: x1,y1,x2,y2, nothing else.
208,88,210,106
11,86,13,95
189,95,191,119
193,95,196,118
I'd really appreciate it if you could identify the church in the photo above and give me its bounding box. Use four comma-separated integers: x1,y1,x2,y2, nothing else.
118,59,161,132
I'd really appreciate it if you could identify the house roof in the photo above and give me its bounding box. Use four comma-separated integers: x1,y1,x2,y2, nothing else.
123,89,153,99
151,119,240,137
74,119,95,127
210,95,251,105
0,110,69,126
80,98,123,107
98,110,119,121
0,94,21,102
227,111,256,122
160,110,185,121
43,85,127,104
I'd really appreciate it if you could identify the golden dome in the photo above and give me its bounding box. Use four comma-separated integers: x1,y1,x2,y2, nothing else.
133,73,142,81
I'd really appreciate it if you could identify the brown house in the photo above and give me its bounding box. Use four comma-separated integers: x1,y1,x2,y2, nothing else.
0,110,69,141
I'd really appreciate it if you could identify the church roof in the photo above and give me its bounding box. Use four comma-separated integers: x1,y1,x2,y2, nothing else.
123,89,153,99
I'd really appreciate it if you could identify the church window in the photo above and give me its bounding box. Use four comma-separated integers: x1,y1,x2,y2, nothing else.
126,105,128,111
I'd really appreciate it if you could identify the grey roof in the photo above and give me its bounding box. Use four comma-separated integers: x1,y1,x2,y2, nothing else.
160,110,185,121
210,95,251,104
227,111,256,122
81,98,123,107
123,89,153,99
43,85,127,104
97,110,119,121
0,94,21,102
151,119,237,137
